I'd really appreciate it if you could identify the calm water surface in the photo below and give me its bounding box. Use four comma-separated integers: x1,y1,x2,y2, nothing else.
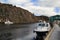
0,23,38,40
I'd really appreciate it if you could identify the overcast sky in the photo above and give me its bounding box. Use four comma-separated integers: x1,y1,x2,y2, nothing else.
0,0,60,16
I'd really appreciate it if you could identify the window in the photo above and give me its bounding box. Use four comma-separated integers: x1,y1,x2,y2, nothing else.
38,23,45,27
42,24,45,26
39,24,41,26
46,24,48,27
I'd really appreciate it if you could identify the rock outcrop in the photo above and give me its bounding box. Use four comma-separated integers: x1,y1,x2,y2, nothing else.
36,15,49,22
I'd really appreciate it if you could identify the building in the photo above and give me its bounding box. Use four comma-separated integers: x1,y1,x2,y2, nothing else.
50,15,60,24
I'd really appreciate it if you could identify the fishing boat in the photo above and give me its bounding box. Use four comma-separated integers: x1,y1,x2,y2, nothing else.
33,21,51,40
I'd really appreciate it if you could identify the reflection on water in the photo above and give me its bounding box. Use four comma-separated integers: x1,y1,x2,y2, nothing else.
0,23,37,40
0,32,12,40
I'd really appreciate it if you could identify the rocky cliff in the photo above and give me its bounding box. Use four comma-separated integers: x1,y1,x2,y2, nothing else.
0,3,37,23
36,15,49,22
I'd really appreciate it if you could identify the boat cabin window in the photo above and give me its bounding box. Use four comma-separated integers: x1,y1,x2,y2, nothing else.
39,24,45,27
39,24,41,26
46,24,48,27
42,24,45,26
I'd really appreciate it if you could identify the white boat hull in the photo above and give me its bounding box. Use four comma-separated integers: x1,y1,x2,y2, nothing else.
5,21,13,24
5,22,13,24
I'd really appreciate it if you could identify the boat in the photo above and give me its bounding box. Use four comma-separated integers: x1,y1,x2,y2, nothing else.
5,20,13,24
33,21,51,39
34,22,51,33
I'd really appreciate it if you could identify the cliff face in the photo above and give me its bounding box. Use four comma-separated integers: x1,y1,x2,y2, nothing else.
0,3,37,23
